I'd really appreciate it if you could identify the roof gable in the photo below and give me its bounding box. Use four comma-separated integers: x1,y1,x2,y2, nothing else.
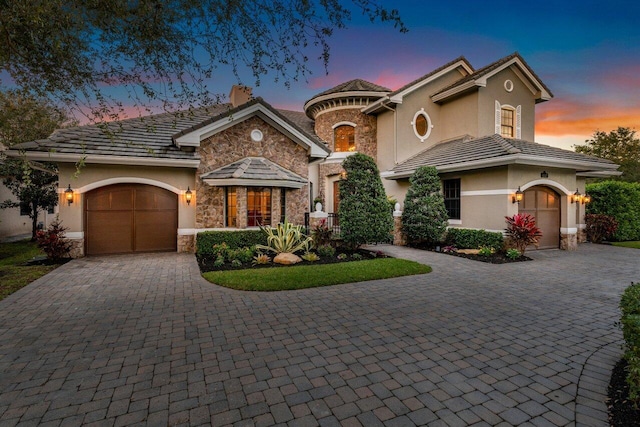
175,98,329,158
432,52,553,104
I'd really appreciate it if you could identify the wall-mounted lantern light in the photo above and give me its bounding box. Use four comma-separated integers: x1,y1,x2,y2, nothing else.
512,186,523,204
65,184,74,206
185,187,193,206
571,188,581,204
540,171,548,178
582,194,591,204
340,171,347,180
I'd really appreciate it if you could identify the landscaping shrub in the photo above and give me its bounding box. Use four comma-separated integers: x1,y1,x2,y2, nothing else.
311,219,332,247
585,214,618,243
445,228,504,250
35,218,73,260
317,244,335,258
620,282,640,405
504,213,542,255
339,153,393,248
196,230,267,255
401,166,449,245
586,181,640,241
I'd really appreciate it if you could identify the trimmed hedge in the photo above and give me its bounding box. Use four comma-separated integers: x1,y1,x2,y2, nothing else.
196,230,267,256
620,282,640,404
445,228,504,250
586,181,640,241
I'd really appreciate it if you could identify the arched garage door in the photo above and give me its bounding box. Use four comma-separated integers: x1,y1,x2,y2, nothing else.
519,186,560,249
85,184,177,255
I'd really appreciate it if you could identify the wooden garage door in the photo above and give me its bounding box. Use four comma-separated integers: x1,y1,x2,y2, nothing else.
519,186,560,249
85,184,177,255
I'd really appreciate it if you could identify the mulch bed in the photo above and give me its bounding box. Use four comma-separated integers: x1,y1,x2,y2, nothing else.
197,248,385,273
408,244,531,264
608,358,640,426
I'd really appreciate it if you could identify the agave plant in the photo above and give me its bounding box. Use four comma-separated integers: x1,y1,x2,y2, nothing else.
256,220,313,254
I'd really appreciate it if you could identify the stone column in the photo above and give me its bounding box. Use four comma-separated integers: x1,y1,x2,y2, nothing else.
560,232,578,250
393,203,406,246
309,203,328,230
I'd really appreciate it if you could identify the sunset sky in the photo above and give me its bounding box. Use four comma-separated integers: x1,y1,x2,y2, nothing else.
236,0,640,151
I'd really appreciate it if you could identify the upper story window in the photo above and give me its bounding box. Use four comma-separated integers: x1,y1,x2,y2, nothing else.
501,107,514,138
495,101,521,139
411,108,433,142
334,125,355,152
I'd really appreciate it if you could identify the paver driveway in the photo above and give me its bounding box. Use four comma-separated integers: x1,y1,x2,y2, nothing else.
0,244,638,426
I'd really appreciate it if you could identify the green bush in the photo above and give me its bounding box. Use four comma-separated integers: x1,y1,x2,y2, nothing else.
196,230,267,255
339,153,393,247
586,181,640,241
317,244,335,258
401,166,449,245
445,228,504,250
620,282,640,404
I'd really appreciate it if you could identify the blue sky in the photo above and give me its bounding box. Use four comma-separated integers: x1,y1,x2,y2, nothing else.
234,0,640,150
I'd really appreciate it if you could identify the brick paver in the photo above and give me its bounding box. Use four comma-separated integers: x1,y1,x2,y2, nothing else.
0,243,637,426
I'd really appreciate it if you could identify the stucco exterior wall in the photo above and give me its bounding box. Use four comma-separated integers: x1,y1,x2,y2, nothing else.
196,115,309,228
478,67,537,141
0,184,58,239
438,93,479,140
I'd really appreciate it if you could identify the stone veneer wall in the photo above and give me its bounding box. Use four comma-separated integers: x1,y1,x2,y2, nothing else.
560,232,578,250
196,116,309,228
313,109,378,207
178,235,195,253
313,110,378,157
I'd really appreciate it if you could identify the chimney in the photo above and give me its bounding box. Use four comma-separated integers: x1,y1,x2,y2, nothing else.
229,85,252,107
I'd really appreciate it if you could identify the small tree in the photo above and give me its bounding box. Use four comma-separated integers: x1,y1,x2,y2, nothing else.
339,153,393,248
504,213,542,255
35,217,73,260
401,166,449,246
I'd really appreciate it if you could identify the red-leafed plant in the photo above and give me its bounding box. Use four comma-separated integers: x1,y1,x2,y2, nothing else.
504,213,542,255
35,218,73,260
585,213,618,243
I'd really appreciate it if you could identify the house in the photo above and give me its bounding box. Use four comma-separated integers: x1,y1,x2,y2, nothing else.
6,53,618,256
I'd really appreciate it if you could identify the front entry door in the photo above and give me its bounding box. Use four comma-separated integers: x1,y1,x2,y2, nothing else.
519,186,560,249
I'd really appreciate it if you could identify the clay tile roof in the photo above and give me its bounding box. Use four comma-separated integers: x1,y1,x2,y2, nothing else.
200,157,307,188
391,134,616,176
307,79,390,101
388,56,473,97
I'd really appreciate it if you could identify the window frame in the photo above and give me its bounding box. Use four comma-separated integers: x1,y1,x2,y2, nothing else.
500,107,515,138
247,187,272,227
333,124,356,152
225,187,237,227
411,108,433,142
443,179,461,220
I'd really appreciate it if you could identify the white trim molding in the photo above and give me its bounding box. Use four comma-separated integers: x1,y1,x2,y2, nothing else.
560,227,578,235
520,179,572,196
65,232,84,239
447,219,462,225
332,121,357,129
61,177,185,195
6,150,200,168
411,108,433,142
461,189,512,196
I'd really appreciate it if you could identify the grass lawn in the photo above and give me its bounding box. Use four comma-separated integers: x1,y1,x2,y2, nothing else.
0,239,57,301
612,241,640,249
202,258,432,291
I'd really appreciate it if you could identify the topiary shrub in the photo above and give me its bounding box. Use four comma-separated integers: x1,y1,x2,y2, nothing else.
339,153,393,248
401,166,449,246
445,228,504,250
620,282,640,405
586,181,640,241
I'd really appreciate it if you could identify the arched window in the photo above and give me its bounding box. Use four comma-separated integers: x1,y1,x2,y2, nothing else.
334,125,355,152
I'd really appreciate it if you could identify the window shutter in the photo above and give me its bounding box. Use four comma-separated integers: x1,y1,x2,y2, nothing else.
516,105,522,139
495,101,501,134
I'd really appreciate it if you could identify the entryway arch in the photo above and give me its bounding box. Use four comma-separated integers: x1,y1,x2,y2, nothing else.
519,186,560,249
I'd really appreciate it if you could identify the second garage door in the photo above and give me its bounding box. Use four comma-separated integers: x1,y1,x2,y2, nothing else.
85,184,177,255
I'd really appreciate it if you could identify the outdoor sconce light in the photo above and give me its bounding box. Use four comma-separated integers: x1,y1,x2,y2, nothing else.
185,187,192,206
512,186,523,204
340,171,347,179
64,184,74,206
572,188,581,204
582,194,591,204
540,171,548,178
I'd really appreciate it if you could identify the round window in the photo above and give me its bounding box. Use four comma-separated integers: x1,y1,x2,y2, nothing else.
504,79,514,92
411,109,433,142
